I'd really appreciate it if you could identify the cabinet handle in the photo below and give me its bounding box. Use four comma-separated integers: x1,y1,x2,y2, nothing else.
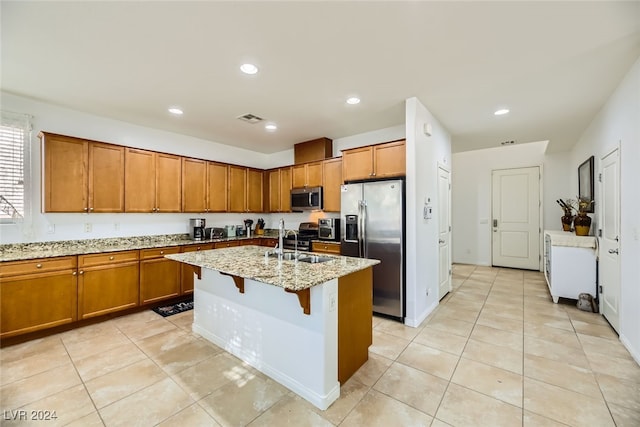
84,207,88,212
160,250,164,255
109,256,114,260
72,271,77,276
79,270,84,275
197,247,201,250
36,263,42,268
89,207,94,212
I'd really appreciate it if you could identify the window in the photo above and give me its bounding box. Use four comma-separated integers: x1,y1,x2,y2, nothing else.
0,111,31,222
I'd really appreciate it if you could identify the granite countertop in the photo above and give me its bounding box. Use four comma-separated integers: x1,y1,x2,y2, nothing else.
166,246,379,291
0,232,280,262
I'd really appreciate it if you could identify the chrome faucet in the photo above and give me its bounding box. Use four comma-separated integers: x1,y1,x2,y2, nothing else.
285,229,299,259
277,218,285,257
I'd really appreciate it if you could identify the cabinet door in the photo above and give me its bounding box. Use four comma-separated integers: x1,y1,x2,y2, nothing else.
306,161,323,187
207,162,228,212
125,148,156,212
247,168,263,212
89,142,125,212
78,262,139,319
156,153,182,212
140,258,181,304
322,158,342,212
342,146,373,182
180,244,214,294
311,241,341,254
42,133,88,212
373,140,405,178
1,270,77,338
182,157,207,213
228,165,247,212
268,169,281,212
292,164,306,188
280,167,292,212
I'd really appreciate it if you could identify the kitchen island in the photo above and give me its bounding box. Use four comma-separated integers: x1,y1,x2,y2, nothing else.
166,245,379,410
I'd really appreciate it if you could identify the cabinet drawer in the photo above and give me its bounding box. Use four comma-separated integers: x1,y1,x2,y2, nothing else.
0,256,77,278
140,246,181,260
214,241,241,249
181,243,215,253
311,242,341,254
78,250,139,267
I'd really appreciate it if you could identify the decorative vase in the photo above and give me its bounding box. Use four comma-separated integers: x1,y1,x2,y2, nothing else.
561,213,574,231
574,212,592,236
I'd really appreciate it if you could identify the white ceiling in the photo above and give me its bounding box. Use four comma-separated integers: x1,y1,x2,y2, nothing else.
2,1,639,154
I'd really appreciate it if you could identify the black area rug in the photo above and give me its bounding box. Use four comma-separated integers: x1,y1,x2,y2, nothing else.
152,299,194,317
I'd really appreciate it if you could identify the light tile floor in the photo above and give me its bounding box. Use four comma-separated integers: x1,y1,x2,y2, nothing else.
1,265,639,426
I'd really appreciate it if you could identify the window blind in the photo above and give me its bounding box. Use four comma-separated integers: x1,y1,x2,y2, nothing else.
0,111,30,220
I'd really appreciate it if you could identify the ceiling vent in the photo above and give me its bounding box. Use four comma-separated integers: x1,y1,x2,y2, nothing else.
500,140,516,146
237,113,264,124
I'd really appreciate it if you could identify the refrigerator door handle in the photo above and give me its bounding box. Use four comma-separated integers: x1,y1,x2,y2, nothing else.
358,201,363,257
361,200,367,258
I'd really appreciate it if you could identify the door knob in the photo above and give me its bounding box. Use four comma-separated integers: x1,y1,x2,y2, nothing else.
608,249,619,254
439,239,445,244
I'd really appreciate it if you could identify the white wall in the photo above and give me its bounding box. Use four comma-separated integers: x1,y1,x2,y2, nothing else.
404,97,452,327
451,141,552,266
568,57,640,363
332,125,405,156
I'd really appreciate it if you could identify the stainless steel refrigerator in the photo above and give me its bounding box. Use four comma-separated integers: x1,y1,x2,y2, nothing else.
340,179,405,321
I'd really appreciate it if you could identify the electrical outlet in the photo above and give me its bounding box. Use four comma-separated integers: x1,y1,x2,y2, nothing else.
84,223,92,233
426,288,431,296
47,224,55,234
329,293,336,312
114,222,120,231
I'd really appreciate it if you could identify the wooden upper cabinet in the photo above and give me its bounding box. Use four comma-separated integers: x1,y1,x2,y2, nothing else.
182,157,207,213
292,161,323,188
373,140,406,179
267,167,292,213
155,153,181,212
41,132,124,213
125,148,156,212
228,165,247,212
247,168,263,212
342,140,405,182
42,133,87,212
322,158,342,212
207,161,228,212
280,167,292,212
228,166,263,213
89,143,125,212
125,149,181,212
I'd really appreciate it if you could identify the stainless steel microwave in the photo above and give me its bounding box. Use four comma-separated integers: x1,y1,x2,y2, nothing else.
291,186,323,211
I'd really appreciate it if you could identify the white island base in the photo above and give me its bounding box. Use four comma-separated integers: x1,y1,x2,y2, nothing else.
193,269,340,410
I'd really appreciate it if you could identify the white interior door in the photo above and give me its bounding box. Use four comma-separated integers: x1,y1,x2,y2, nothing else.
600,148,620,332
438,166,451,300
492,167,541,270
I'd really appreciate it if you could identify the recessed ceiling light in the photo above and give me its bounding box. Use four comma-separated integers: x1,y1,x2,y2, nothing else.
240,63,258,75
494,108,509,116
168,107,183,115
265,123,277,131
346,97,361,105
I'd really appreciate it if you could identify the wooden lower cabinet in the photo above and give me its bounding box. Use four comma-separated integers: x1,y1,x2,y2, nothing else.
77,251,140,319
180,243,214,294
140,247,181,304
241,239,261,246
0,256,77,339
260,238,278,247
311,241,341,254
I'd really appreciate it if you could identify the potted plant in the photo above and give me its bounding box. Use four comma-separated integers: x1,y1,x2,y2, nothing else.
557,199,575,231
573,197,593,236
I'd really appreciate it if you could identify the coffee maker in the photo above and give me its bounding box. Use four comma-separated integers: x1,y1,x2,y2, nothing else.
189,218,205,241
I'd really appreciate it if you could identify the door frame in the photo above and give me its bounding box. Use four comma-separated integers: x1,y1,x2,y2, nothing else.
491,165,544,271
437,162,452,298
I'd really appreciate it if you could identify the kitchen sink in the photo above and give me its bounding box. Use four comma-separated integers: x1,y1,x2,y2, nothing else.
266,251,300,261
297,255,333,264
